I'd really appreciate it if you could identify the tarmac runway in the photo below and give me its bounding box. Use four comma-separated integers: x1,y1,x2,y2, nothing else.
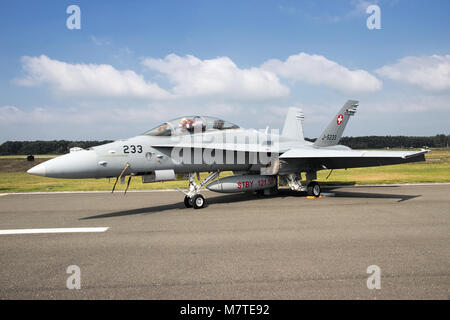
0,184,449,299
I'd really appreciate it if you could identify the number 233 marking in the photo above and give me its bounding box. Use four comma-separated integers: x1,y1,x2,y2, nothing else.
123,145,143,154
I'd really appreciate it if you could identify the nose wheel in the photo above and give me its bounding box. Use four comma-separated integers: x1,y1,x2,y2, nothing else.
184,194,205,209
184,196,193,208
192,194,205,209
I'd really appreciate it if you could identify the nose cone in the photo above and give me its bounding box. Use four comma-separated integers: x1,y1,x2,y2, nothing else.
27,163,46,177
26,150,98,179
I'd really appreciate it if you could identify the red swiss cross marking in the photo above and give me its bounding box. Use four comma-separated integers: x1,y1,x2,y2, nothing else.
337,114,343,125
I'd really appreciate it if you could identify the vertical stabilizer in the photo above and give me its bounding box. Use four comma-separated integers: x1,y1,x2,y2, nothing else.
314,100,358,148
282,107,305,141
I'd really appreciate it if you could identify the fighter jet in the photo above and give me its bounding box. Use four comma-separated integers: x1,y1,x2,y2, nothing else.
27,100,429,209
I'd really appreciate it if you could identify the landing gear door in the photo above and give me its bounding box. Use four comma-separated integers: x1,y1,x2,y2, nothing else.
260,157,280,176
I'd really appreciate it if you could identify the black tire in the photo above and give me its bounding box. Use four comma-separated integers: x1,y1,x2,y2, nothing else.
184,195,193,208
192,194,206,209
307,182,321,197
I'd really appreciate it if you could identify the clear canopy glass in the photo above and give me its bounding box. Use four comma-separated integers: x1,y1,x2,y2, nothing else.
144,116,240,136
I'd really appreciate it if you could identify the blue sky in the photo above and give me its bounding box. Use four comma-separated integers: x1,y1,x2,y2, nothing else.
0,0,449,142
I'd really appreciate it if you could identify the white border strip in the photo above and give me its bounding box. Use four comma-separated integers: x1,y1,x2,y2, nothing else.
1,189,178,196
0,227,109,235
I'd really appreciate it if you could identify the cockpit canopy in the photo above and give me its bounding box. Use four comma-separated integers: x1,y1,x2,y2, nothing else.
144,116,240,136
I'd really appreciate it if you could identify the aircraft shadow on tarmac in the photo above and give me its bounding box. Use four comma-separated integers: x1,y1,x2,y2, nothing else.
81,192,265,220
281,187,420,203
80,187,420,220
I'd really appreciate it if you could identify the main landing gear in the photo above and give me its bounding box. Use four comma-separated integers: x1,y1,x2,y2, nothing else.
179,172,219,209
282,172,322,197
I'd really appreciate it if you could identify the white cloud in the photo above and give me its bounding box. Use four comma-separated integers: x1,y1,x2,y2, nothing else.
349,0,380,17
0,105,64,124
0,105,99,124
375,55,450,91
90,35,111,46
15,55,172,99
261,52,382,93
14,53,382,101
0,106,21,122
295,0,382,24
142,54,290,100
0,102,240,126
364,95,450,113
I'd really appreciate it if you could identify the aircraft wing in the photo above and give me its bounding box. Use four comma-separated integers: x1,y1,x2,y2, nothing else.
279,148,429,170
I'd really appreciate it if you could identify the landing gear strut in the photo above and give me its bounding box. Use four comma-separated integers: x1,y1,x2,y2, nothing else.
178,172,219,209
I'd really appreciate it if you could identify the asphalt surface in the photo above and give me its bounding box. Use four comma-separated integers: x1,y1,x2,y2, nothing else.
0,185,449,299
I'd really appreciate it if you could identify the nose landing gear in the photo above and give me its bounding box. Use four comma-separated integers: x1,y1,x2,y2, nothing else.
178,172,219,209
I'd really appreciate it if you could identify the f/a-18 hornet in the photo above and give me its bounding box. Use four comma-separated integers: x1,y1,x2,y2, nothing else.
28,100,428,209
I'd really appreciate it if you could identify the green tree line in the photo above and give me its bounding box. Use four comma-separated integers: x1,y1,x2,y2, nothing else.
0,140,113,155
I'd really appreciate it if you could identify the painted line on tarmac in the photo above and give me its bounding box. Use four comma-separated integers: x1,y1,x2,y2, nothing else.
2,189,179,195
0,227,109,235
